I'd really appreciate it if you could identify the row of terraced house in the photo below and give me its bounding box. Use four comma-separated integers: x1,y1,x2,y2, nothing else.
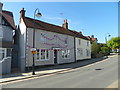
0,3,97,74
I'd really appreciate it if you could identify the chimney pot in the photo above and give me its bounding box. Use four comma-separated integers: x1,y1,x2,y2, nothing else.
79,31,82,34
20,8,26,18
62,19,68,29
91,35,94,38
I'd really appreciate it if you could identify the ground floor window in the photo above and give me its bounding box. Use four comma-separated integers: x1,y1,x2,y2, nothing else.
62,50,70,59
77,48,83,56
0,48,6,60
36,49,50,61
86,49,90,56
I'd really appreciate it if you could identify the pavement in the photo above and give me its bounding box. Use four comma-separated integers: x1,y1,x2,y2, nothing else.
0,54,118,84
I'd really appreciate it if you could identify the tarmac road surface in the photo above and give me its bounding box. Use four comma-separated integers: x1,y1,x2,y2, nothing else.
2,55,118,88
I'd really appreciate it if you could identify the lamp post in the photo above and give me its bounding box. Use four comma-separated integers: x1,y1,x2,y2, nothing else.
32,8,42,75
105,33,111,44
105,33,111,58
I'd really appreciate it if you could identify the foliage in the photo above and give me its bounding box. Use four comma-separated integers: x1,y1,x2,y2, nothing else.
107,37,120,49
101,46,110,55
91,42,101,58
91,42,111,58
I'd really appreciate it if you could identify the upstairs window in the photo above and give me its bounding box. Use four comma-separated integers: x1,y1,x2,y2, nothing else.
65,39,68,45
1,19,8,26
87,41,89,46
40,35,46,43
79,39,81,45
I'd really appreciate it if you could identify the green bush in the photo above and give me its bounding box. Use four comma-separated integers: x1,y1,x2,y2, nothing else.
101,46,110,56
91,42,100,58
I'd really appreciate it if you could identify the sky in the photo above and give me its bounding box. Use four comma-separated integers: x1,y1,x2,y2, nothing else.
2,2,118,43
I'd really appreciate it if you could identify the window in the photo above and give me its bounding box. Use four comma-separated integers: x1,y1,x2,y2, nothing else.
36,49,50,61
86,49,90,56
77,48,83,56
0,48,6,60
62,50,70,59
37,49,39,60
87,41,89,46
1,19,8,26
79,39,81,45
65,39,67,45
40,35,46,43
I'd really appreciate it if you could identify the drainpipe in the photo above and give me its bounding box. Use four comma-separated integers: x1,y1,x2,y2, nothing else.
74,36,77,62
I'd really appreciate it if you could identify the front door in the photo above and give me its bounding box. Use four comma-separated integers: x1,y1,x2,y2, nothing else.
54,49,57,64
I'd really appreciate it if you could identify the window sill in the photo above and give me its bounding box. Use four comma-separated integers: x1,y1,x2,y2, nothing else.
36,59,50,61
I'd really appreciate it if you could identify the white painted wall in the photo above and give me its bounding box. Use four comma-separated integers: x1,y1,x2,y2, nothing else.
76,37,91,60
18,18,27,72
25,28,75,67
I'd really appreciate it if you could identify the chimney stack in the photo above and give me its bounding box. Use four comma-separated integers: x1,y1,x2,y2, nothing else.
20,8,25,18
91,35,94,38
62,19,68,29
79,31,82,34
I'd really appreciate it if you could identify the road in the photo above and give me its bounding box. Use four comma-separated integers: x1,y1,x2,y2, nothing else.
2,55,118,88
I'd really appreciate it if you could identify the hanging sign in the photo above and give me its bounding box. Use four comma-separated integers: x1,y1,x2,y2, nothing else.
31,48,37,54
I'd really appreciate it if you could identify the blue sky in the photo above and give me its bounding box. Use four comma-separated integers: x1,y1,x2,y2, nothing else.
3,2,118,43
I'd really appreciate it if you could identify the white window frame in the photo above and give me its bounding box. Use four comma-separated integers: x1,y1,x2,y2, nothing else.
40,34,46,43
64,37,68,45
36,49,50,61
65,39,68,45
0,48,7,60
62,49,71,59
86,49,89,56
87,41,89,46
77,48,83,56
79,39,81,45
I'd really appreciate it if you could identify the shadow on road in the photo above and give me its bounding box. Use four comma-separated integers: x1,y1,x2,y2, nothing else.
31,56,108,72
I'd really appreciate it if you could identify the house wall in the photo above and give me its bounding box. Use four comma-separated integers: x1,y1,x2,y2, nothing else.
18,18,27,72
25,28,75,67
2,25,13,41
76,37,91,60
0,2,2,24
0,3,2,39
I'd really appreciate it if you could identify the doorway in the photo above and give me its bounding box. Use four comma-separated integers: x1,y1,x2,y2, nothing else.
54,49,58,64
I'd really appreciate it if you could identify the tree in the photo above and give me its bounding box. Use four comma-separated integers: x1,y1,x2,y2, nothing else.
107,37,120,49
91,42,100,58
101,46,110,55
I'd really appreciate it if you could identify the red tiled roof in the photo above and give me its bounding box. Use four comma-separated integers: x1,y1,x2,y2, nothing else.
70,30,89,40
0,10,16,30
23,17,89,40
91,38,97,41
23,17,75,36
